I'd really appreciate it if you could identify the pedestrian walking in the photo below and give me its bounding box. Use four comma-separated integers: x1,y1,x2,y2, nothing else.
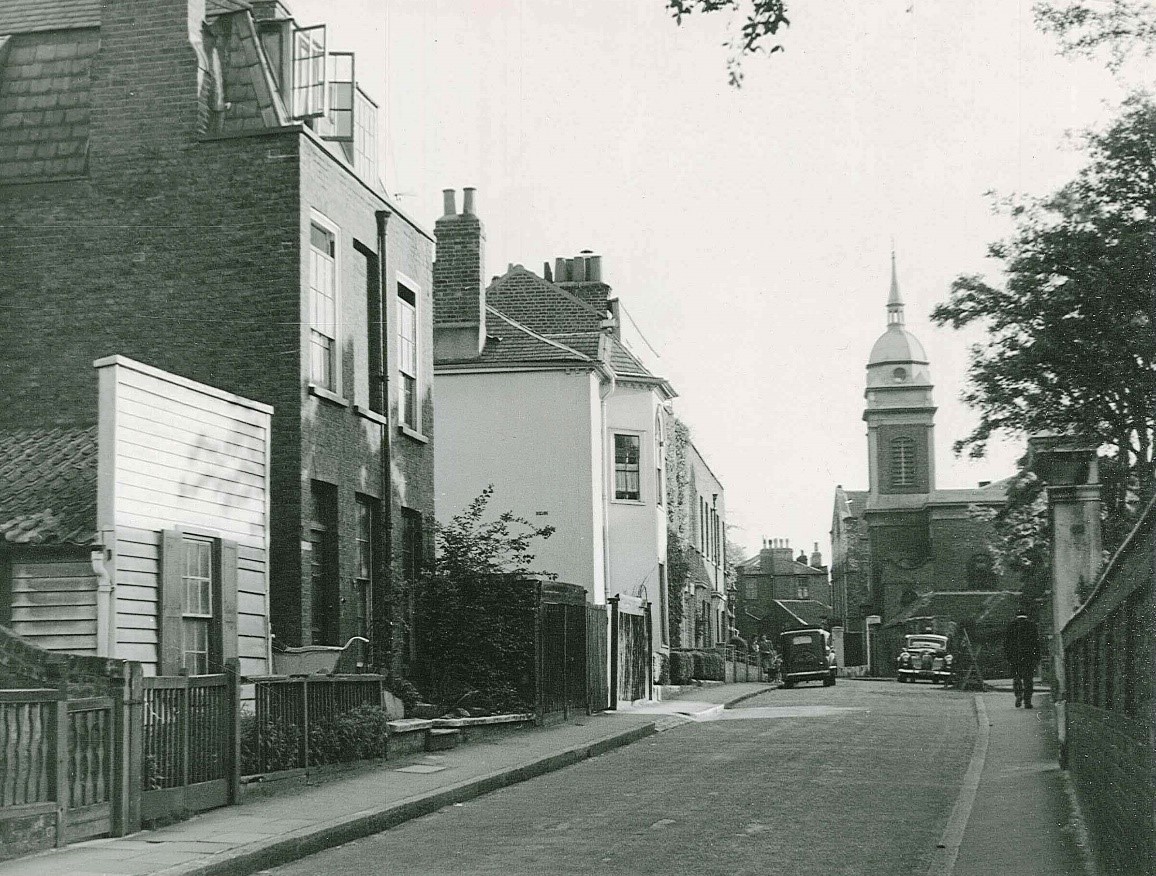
1004,612,1042,709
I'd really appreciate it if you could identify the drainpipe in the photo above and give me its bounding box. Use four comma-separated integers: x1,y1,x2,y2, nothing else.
375,209,395,672
598,365,615,604
91,540,114,657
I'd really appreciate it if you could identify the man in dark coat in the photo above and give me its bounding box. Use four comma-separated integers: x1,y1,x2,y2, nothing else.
1004,612,1042,708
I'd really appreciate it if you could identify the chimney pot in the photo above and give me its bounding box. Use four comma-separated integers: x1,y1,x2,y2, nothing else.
442,189,456,217
588,254,603,282
570,257,586,283
543,262,553,282
462,187,477,215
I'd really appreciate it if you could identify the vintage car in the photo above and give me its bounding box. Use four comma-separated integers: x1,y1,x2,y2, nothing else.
779,628,837,688
896,633,954,683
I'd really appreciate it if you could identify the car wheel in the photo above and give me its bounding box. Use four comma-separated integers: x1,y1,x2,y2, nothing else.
824,675,835,687
782,681,793,689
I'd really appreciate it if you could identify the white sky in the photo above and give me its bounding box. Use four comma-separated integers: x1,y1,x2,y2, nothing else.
293,0,1126,558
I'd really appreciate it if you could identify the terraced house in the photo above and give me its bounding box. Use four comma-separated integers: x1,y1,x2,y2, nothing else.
0,0,435,672
432,190,675,673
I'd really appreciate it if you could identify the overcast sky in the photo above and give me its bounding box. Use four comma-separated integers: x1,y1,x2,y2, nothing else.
294,0,1125,558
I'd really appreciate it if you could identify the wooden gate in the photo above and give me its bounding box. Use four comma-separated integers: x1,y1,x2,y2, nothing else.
537,582,591,722
586,603,609,713
609,596,651,708
141,665,238,822
0,688,119,851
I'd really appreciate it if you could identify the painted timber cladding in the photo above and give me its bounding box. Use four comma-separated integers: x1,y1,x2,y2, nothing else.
97,357,272,675
7,553,98,653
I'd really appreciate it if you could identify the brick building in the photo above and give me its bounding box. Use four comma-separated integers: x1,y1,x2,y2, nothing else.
0,0,435,670
734,538,831,641
830,256,1018,669
663,417,728,649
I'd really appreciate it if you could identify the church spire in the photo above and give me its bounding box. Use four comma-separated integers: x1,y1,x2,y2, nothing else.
887,249,904,327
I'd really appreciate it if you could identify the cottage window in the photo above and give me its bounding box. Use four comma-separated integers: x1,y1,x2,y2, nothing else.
160,532,237,676
355,495,378,643
309,222,338,391
745,580,757,601
614,434,641,500
654,414,664,506
796,581,810,599
891,437,916,487
182,538,214,675
397,283,418,429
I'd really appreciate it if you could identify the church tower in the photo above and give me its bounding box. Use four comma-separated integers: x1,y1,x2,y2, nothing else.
863,254,936,497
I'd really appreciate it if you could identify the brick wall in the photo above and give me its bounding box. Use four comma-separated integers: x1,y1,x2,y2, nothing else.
1062,504,1154,875
432,206,484,327
0,0,435,667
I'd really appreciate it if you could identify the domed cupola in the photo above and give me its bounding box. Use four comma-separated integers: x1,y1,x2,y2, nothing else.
866,253,933,393
863,252,937,496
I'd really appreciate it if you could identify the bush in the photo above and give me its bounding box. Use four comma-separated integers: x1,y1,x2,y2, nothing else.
701,651,725,681
384,675,423,711
240,713,301,775
668,651,694,684
729,635,749,652
691,650,706,679
308,705,391,766
657,653,670,685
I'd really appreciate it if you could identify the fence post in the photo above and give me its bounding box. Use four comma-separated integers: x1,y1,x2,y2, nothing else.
534,581,544,726
225,658,241,805
609,597,619,711
53,693,68,847
301,677,310,770
644,602,653,701
111,661,143,837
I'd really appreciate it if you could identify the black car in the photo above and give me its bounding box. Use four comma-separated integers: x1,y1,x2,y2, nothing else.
896,633,955,684
779,628,837,688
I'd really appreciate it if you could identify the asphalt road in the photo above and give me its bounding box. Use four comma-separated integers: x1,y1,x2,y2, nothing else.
264,681,978,876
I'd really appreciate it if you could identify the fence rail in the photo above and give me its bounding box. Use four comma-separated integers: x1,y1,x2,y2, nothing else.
245,674,388,775
0,689,57,808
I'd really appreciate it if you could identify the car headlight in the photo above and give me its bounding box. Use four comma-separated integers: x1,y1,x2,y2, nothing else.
945,654,953,664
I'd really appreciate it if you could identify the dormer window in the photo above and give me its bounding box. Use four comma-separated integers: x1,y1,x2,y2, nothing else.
292,24,327,119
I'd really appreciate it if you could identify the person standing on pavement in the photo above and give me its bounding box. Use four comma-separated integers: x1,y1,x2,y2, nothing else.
1004,612,1042,708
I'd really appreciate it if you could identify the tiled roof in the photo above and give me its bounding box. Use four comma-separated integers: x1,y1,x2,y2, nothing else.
488,267,606,336
774,599,832,627
0,426,98,545
0,0,100,34
737,551,826,577
838,488,868,519
0,29,98,182
886,591,1021,629
606,337,653,379
470,307,594,367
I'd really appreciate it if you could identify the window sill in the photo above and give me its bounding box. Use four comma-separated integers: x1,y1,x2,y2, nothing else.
398,424,429,444
611,498,646,506
354,405,388,426
309,384,350,408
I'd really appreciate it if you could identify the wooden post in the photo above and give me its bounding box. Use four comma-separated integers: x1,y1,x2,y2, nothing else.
301,677,310,770
644,602,653,701
224,658,241,805
110,661,142,837
53,694,68,847
534,581,544,726
609,597,619,711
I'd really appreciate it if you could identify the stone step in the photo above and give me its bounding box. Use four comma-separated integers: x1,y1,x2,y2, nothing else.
425,728,461,752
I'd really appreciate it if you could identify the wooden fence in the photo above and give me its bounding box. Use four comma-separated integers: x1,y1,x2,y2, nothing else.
0,673,133,858
244,674,390,775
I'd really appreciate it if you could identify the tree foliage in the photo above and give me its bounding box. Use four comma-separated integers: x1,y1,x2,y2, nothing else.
931,93,1156,524
665,0,790,86
1034,0,1156,71
415,486,555,713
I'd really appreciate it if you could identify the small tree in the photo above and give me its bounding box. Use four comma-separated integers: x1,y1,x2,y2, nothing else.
416,487,555,714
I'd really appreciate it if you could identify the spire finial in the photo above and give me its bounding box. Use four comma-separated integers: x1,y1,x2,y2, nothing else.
887,247,904,326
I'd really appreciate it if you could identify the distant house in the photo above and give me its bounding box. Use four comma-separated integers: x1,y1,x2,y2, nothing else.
0,357,273,677
0,0,436,669
432,190,674,661
664,419,728,648
735,538,830,641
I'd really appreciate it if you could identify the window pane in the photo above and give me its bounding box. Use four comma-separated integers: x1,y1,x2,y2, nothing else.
614,434,641,500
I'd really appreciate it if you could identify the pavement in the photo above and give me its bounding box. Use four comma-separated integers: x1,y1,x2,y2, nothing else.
0,682,770,876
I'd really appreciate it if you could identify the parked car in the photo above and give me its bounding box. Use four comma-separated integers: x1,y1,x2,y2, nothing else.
896,633,955,684
779,628,837,688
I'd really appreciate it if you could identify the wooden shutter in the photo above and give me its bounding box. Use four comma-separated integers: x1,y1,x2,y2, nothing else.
220,540,239,663
159,530,185,675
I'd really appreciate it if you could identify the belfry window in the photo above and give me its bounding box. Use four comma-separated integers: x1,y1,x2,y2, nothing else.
891,437,916,487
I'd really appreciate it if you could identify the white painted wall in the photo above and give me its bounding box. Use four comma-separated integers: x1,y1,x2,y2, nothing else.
605,382,667,651
96,356,273,676
434,369,605,602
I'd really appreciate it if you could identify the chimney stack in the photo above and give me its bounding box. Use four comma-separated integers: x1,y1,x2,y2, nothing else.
433,187,486,361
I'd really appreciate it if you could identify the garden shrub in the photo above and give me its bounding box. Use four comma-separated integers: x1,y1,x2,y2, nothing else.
239,713,301,775
702,651,725,681
691,650,705,679
384,674,423,711
668,651,694,684
657,653,670,685
307,705,391,766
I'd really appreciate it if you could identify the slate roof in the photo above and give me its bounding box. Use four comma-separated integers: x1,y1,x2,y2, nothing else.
474,307,593,366
838,488,868,520
885,591,1021,630
0,426,98,545
0,0,100,34
736,551,826,577
488,267,606,336
0,28,98,181
774,599,832,628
